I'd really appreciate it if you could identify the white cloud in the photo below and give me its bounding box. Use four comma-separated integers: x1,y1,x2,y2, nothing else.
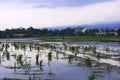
0,0,120,30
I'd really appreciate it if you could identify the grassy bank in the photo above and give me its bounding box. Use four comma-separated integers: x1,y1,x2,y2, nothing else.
39,36,120,42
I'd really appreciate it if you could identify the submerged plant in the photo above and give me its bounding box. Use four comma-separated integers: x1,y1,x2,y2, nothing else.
40,60,43,66
0,53,1,64
88,71,96,80
29,76,32,80
56,52,59,59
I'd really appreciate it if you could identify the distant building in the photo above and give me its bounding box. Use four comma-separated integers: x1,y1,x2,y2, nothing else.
74,28,87,33
13,34,26,37
96,32,118,36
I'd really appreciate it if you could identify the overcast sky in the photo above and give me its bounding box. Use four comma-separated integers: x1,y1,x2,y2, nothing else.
0,0,120,30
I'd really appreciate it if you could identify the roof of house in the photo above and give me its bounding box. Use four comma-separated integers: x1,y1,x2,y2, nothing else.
13,34,26,37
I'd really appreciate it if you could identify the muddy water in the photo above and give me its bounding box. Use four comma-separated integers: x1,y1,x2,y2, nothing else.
0,40,120,80
0,44,89,80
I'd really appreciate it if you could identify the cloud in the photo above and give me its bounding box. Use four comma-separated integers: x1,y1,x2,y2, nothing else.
20,0,116,8
0,0,120,30
0,0,115,7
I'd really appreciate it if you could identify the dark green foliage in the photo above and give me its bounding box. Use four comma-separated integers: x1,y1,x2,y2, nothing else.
105,47,110,52
13,42,20,50
69,46,76,53
48,52,52,61
21,44,26,51
84,57,92,67
69,46,80,54
68,55,75,63
29,43,33,51
5,44,9,51
96,54,101,59
68,55,75,59
63,43,67,51
37,46,40,52
1,44,4,51
36,54,39,65
17,55,23,65
0,27,119,38
3,51,10,60
117,28,120,36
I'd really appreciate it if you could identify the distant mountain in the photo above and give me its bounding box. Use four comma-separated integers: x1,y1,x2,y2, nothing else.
43,21,120,30
81,21,120,30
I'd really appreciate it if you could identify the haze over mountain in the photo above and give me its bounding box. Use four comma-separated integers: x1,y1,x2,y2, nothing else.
46,21,120,30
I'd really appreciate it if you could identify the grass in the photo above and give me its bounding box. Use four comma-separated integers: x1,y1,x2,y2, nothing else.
39,36,120,42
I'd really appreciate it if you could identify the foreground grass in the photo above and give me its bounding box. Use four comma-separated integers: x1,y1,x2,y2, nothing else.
39,36,120,42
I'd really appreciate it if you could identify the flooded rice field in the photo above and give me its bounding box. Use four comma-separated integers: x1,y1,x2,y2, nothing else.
0,39,120,80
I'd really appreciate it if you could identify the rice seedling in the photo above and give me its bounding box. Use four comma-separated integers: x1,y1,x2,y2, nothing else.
63,43,67,51
48,52,52,61
3,51,10,60
68,55,75,63
69,46,76,53
1,44,4,51
84,57,92,67
96,54,101,60
36,54,39,65
17,55,23,65
105,47,110,52
29,43,33,51
5,44,9,51
21,44,27,55
13,42,20,50
37,45,41,53
6,51,10,60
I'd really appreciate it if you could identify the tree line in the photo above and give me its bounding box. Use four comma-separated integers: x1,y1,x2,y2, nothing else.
0,27,120,38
